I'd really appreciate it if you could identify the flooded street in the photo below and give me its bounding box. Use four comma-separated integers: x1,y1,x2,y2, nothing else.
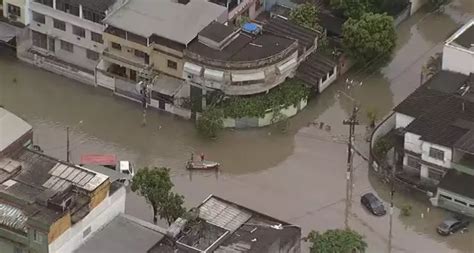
1,1,473,252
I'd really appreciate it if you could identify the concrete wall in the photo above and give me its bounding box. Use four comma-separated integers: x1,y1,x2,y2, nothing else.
410,0,427,15
433,188,474,217
395,112,414,129
151,50,183,79
3,0,30,25
442,44,474,76
223,98,307,128
393,3,411,27
48,187,126,253
318,65,337,93
404,132,422,154
96,67,115,90
369,112,395,171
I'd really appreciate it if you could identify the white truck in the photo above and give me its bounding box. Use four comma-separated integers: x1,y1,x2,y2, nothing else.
79,154,135,185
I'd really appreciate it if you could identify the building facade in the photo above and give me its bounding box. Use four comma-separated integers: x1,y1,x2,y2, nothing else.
26,0,119,72
0,108,127,253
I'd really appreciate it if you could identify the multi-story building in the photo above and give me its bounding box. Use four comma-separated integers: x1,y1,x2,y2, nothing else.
0,108,126,253
210,0,265,22
388,19,474,216
2,0,31,25
25,0,120,74
96,0,227,113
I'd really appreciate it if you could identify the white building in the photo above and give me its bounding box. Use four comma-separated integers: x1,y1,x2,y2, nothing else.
442,19,474,76
392,19,474,216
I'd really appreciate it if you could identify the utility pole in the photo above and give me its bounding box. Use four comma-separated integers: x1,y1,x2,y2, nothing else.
66,126,70,163
388,147,397,253
138,66,153,126
343,104,359,229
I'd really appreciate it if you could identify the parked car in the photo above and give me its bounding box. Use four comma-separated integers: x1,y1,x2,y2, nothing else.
437,216,470,236
361,193,386,216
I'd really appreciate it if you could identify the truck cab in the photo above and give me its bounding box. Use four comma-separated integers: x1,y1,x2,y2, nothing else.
79,154,135,184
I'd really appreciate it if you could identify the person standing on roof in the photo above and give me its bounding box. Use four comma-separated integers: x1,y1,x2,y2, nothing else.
200,153,205,161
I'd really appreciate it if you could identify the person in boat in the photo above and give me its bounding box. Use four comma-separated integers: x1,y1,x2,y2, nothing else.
200,153,205,161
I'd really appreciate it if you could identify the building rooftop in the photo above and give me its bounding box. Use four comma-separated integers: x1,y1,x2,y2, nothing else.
264,16,319,51
187,30,296,65
0,149,110,229
103,0,226,45
76,214,165,253
439,169,474,199
76,0,117,12
394,71,470,118
395,71,474,149
0,107,32,153
198,21,237,44
446,19,474,51
150,195,301,252
296,51,337,90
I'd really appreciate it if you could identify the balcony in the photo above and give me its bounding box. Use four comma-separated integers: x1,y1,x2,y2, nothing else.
102,49,149,71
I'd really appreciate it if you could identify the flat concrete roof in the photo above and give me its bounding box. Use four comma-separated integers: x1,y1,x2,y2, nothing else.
76,214,165,253
446,19,474,51
104,0,227,45
0,108,32,153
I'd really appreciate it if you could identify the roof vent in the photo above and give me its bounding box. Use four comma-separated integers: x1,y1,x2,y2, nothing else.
242,22,262,35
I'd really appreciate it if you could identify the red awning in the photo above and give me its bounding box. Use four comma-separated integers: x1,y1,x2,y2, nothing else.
80,154,117,166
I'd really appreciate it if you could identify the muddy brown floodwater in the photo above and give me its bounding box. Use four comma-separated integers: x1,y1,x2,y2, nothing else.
1,1,473,252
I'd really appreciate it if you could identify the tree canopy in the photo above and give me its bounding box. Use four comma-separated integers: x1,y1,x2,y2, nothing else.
342,13,396,68
289,2,322,32
131,167,186,225
306,229,367,253
330,0,409,18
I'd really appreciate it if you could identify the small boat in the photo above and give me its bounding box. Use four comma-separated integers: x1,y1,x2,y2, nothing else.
186,160,220,170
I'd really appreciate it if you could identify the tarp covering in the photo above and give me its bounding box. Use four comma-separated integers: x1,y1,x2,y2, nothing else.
0,22,20,42
204,68,224,81
184,62,202,76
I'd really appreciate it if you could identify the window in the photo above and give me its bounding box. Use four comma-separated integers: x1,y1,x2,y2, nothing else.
56,0,79,16
429,147,444,160
32,11,45,24
406,155,421,169
82,226,92,238
72,25,85,38
82,8,105,23
134,49,146,58
86,50,99,60
35,0,53,7
455,199,468,206
167,60,177,70
7,4,21,17
32,31,47,49
111,42,121,50
60,40,73,52
33,229,43,243
53,19,66,31
91,32,103,43
427,167,443,181
440,194,452,201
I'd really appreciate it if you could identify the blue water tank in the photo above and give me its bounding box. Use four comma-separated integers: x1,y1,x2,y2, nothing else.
242,22,261,35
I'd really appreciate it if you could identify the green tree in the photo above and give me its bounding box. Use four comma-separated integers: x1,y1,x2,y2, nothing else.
196,107,224,138
289,2,321,31
330,0,374,19
131,167,186,225
306,229,368,253
342,13,396,68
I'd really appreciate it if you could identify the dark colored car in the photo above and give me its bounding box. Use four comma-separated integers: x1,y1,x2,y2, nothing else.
361,193,386,216
437,217,470,236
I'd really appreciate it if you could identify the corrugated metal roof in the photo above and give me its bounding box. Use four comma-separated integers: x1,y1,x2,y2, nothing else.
199,197,251,232
44,163,108,192
0,203,28,233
